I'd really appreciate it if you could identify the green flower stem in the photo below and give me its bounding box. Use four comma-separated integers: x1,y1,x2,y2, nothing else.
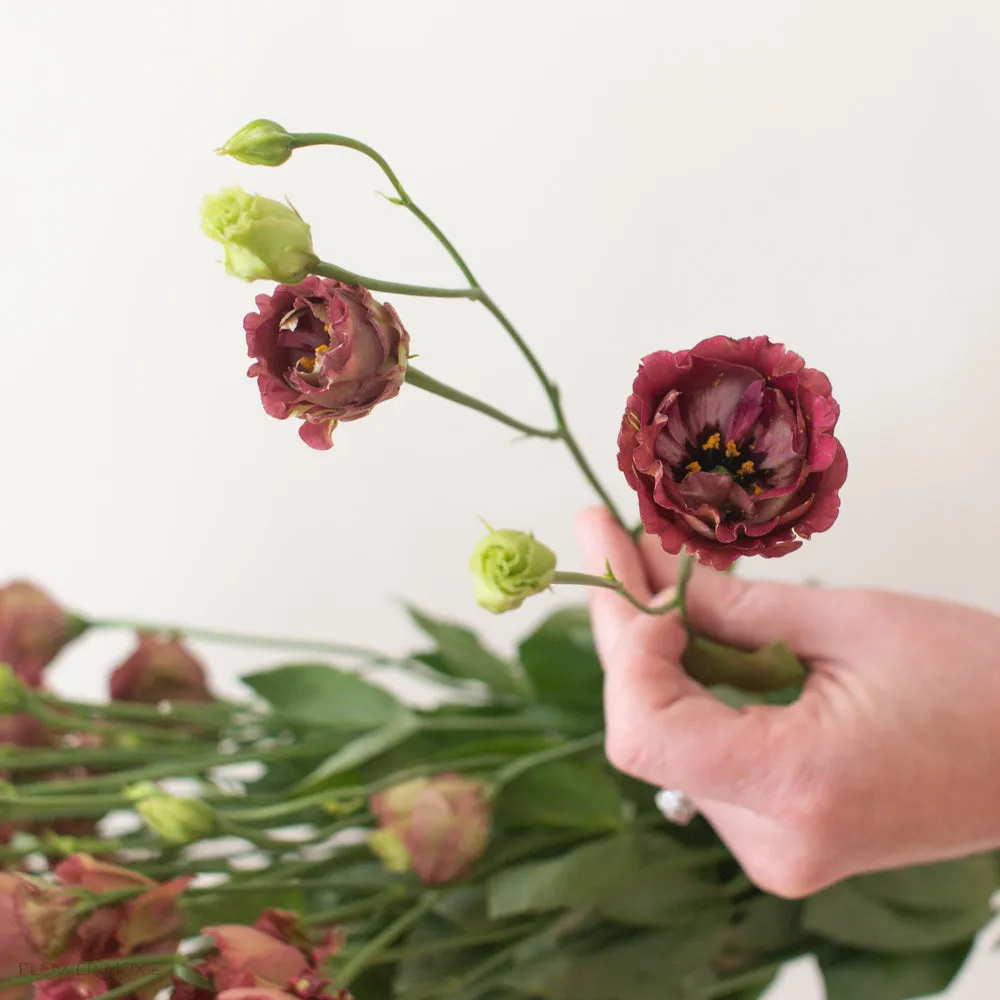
551,554,694,618
551,571,679,615
293,132,627,528
289,132,478,286
305,885,418,928
361,919,544,966
492,731,604,788
337,891,442,988
12,734,350,796
90,972,171,1000
0,792,138,821
314,260,477,299
81,616,403,665
0,954,185,991
0,744,204,775
405,366,560,440
222,753,514,824
23,700,194,744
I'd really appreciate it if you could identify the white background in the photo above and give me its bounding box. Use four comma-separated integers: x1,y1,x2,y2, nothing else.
2,2,999,995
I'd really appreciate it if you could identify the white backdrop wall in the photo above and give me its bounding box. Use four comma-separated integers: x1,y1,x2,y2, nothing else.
2,2,999,995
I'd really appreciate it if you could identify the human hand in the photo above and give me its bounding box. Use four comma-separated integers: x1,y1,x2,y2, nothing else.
576,506,1000,897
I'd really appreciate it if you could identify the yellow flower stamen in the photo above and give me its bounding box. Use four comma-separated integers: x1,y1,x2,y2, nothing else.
725,439,740,458
702,432,721,451
316,344,329,355
753,485,763,495
298,356,316,372
685,461,702,473
738,460,755,476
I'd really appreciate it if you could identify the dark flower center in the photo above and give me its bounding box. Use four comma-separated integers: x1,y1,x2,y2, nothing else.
676,425,769,495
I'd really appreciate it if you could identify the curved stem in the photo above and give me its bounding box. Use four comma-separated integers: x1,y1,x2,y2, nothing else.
0,954,184,991
492,731,604,787
293,132,627,527
289,132,478,285
337,891,441,988
405,366,559,439
551,570,682,616
313,260,476,299
81,616,402,664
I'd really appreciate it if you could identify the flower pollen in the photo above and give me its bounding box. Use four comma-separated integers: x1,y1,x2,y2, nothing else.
738,460,755,476
686,461,701,473
702,432,721,451
725,439,740,457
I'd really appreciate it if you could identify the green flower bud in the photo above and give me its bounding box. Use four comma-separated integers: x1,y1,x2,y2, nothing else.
200,186,318,283
0,663,26,715
137,795,217,844
469,527,557,614
218,119,293,167
123,780,161,802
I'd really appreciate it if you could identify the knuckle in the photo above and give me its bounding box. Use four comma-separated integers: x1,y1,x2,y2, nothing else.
604,729,659,784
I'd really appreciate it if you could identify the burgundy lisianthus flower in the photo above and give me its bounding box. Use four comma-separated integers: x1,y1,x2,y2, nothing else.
245,276,410,450
174,909,348,1000
0,580,72,687
618,336,847,570
109,632,213,704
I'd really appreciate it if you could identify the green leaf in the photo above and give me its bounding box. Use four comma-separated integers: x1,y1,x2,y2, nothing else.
594,832,727,927
517,606,603,712
487,835,637,919
495,757,625,831
803,857,996,952
818,940,975,1000
408,606,528,697
503,923,728,1000
721,894,805,963
845,854,999,913
683,635,805,693
243,663,408,730
294,713,422,791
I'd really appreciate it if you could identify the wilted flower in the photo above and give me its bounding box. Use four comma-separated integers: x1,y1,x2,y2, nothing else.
0,581,72,687
370,774,491,884
618,336,847,570
219,119,293,167
179,909,345,998
469,527,557,614
109,633,213,703
137,794,217,844
35,976,111,1000
53,854,191,961
0,873,81,998
244,276,410,450
201,186,317,283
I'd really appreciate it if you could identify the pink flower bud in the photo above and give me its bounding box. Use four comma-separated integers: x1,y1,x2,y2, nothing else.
244,277,410,450
0,581,72,687
370,774,491,885
200,925,310,991
618,336,848,569
109,633,213,704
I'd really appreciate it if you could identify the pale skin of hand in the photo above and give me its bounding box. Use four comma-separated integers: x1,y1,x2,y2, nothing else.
576,507,1000,898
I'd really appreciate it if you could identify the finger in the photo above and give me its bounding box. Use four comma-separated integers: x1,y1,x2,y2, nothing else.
574,507,652,661
603,614,788,804
637,534,842,659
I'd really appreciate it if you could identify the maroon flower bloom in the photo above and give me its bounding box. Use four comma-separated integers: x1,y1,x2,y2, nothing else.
0,581,72,687
618,336,847,570
175,909,348,1000
245,276,410,450
109,632,213,704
